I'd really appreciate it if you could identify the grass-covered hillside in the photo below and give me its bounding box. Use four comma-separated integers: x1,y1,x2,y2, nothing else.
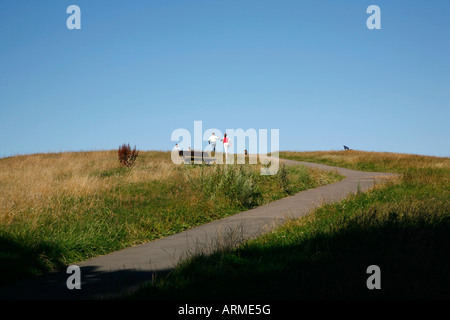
130,150,450,299
0,151,341,287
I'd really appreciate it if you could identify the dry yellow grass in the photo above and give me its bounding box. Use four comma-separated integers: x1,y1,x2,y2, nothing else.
281,150,450,170
0,151,273,226
0,151,179,225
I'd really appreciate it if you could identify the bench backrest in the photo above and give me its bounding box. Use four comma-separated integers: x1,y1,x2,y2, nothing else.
180,150,211,158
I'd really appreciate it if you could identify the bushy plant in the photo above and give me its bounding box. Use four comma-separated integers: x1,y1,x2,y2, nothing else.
118,144,139,168
196,165,262,208
222,166,262,207
277,164,291,195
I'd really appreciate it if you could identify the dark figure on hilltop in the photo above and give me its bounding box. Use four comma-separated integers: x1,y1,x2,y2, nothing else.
343,145,350,150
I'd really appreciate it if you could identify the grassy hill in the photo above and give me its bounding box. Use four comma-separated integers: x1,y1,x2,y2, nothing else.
130,150,450,299
0,151,341,287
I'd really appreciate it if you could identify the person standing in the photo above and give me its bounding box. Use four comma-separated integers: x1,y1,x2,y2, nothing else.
208,132,220,153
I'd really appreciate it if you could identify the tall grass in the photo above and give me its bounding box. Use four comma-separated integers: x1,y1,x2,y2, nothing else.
0,151,176,226
191,165,262,208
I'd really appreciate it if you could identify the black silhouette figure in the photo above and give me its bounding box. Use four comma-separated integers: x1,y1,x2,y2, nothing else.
343,145,350,150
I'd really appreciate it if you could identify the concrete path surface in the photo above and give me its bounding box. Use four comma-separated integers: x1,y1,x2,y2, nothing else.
0,159,397,300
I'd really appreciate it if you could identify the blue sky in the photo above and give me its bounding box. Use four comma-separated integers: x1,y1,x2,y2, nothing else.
1,0,449,158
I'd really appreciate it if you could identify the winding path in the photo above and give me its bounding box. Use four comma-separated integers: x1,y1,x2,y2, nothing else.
0,159,397,300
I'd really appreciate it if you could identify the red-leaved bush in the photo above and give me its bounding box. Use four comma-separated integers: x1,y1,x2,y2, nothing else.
118,144,139,168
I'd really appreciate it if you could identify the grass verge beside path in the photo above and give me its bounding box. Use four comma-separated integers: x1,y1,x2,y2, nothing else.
0,151,341,288
130,150,450,299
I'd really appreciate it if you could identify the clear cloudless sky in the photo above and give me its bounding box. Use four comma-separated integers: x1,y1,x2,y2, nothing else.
1,0,449,158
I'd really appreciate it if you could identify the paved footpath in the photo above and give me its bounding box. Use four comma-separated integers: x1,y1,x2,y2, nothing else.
0,159,397,300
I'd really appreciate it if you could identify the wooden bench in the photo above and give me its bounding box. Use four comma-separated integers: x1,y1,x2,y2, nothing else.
179,150,216,165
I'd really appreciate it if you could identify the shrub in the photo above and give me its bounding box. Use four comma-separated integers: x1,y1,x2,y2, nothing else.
118,144,139,168
194,165,262,208
277,164,291,195
221,166,262,208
